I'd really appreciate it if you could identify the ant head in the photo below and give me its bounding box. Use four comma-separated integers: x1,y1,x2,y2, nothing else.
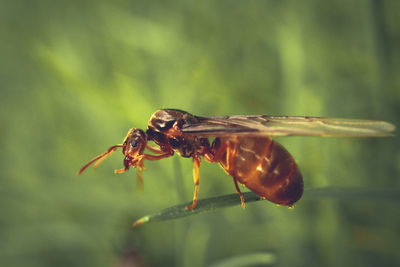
122,128,147,159
78,128,147,175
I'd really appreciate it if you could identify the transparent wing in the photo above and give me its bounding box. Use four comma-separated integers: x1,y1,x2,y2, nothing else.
180,115,395,137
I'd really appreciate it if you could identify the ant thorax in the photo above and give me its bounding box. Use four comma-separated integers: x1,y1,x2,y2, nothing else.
146,109,210,158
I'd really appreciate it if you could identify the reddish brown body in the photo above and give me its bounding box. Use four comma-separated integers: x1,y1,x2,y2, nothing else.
215,136,302,206
78,109,394,210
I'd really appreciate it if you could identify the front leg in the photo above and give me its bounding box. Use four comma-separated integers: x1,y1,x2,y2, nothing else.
115,151,174,189
145,144,166,154
136,152,174,188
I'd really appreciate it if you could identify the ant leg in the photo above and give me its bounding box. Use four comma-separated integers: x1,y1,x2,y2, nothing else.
142,152,173,161
186,154,201,210
115,167,128,174
226,142,231,172
203,143,220,163
115,156,134,174
136,159,145,191
205,138,245,208
204,139,230,175
226,139,245,207
225,139,238,174
145,144,165,154
136,152,173,188
115,151,173,189
232,177,246,208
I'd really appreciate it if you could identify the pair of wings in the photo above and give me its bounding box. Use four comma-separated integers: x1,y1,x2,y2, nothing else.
180,115,395,137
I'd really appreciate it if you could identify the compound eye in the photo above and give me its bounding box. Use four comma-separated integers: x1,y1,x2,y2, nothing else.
130,139,138,148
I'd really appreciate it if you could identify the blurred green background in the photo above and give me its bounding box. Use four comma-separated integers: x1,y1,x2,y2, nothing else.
1,0,399,266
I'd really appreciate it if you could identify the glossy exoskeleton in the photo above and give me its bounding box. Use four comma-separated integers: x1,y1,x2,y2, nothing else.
79,109,395,210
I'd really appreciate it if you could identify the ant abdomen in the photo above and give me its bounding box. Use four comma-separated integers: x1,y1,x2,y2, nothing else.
216,136,303,206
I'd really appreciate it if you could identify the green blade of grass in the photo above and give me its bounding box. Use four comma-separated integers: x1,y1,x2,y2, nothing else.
209,252,276,267
132,186,400,227
304,186,400,201
132,192,261,227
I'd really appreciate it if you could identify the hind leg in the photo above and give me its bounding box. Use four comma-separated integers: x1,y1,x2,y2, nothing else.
186,154,201,210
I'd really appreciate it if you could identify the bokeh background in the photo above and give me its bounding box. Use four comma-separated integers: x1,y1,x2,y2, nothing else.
1,0,399,266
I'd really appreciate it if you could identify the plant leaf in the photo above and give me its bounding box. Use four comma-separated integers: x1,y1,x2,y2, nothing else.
209,252,276,267
132,186,400,227
132,192,261,227
304,186,400,201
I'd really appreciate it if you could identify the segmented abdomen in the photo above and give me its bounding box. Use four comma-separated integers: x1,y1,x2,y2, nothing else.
217,136,303,206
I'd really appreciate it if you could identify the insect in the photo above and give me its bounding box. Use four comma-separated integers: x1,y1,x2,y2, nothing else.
79,109,395,210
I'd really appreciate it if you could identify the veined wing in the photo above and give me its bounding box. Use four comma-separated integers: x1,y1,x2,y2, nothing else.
180,115,395,137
